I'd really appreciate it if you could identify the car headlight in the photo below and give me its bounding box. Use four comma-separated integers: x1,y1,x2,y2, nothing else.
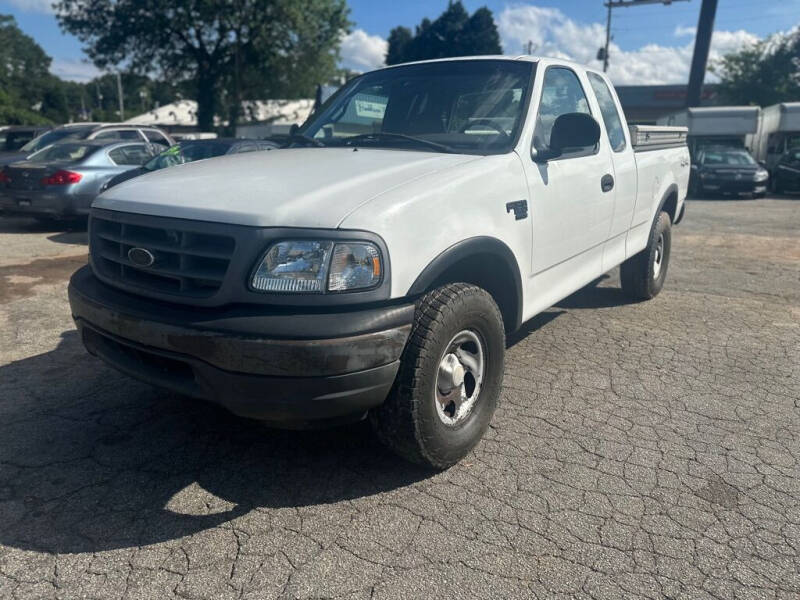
251,240,382,293
754,169,769,182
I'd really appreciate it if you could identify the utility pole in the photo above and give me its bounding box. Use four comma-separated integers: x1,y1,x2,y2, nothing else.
603,3,612,71
116,72,125,121
601,0,690,72
686,0,718,107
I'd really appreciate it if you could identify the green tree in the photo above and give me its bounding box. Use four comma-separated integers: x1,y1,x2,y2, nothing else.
55,0,351,131
385,1,502,66
712,30,800,106
0,14,54,124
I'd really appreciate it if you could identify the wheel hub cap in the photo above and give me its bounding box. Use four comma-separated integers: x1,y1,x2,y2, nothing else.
434,330,485,426
653,233,664,278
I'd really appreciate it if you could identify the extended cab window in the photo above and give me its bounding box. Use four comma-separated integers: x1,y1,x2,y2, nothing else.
533,67,593,158
299,60,533,155
587,72,626,152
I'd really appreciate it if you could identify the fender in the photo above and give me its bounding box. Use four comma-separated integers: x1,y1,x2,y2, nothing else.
407,236,523,331
655,182,679,225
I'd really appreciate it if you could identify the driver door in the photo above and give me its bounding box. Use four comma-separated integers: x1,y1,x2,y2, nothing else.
520,66,616,308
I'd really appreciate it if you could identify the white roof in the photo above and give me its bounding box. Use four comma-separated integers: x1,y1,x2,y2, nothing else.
125,99,314,128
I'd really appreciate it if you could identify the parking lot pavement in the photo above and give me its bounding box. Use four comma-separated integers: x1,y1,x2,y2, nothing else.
0,197,798,599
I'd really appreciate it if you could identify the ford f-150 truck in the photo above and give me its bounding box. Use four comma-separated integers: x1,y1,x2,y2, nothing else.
68,57,689,469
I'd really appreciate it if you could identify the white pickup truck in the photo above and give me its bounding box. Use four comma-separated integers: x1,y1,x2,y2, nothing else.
68,57,689,468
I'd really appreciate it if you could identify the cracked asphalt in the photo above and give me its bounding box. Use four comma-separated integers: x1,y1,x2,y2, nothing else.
1,197,799,599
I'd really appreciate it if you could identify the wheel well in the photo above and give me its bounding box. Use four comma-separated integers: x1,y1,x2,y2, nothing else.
662,190,678,223
424,252,520,334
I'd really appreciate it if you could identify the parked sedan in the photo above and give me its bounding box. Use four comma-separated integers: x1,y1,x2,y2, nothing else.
771,148,800,194
689,146,769,198
0,141,157,220
102,138,279,190
0,123,173,168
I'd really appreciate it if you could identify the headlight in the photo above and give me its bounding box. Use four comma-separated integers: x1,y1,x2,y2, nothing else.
251,240,332,292
251,240,382,293
754,169,769,182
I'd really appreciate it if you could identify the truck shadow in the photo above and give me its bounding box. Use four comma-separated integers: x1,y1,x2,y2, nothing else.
0,330,433,555
555,276,640,310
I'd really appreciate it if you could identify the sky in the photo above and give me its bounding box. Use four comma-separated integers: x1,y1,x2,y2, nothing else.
1,0,799,86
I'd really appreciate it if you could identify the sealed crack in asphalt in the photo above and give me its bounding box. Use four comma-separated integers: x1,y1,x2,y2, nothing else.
0,199,799,599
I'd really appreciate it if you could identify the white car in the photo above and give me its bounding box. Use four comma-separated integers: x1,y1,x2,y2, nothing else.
68,56,689,469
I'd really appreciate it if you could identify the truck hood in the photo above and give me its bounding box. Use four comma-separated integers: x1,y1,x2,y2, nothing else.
94,148,480,228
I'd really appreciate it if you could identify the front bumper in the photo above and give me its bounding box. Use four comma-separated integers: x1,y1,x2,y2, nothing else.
68,265,413,425
699,179,766,195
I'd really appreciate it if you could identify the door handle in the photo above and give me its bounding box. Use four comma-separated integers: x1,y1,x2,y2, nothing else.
601,174,614,193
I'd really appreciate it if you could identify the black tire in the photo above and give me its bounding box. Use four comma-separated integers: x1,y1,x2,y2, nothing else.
370,283,505,469
620,211,672,300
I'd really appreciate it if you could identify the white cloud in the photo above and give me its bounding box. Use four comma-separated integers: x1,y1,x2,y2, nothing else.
674,25,697,37
496,5,759,85
3,0,54,13
339,29,387,72
50,58,101,83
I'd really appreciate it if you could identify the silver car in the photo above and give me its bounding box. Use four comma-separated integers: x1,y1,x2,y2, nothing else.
0,140,157,220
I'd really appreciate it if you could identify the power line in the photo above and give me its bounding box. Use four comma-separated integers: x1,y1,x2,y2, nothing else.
600,0,691,71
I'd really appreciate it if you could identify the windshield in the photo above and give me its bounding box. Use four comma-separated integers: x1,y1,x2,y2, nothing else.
28,143,98,164
701,150,756,166
4,130,37,152
144,142,232,171
299,60,534,155
20,128,90,153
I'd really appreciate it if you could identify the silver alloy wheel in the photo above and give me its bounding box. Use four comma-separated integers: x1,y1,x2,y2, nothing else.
434,329,485,426
653,232,665,279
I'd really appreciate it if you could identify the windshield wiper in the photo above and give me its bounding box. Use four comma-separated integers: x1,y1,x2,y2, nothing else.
341,133,455,154
285,134,325,148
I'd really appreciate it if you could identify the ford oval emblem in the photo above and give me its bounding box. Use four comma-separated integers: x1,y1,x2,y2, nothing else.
128,247,155,267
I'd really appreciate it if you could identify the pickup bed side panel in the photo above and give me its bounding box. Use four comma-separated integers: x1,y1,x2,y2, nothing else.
339,153,532,306
627,146,689,258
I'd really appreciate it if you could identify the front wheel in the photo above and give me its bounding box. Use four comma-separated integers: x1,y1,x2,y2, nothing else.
370,283,505,469
620,211,672,300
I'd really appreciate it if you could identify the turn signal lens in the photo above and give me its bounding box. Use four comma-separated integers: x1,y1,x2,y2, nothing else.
328,242,382,292
41,170,82,185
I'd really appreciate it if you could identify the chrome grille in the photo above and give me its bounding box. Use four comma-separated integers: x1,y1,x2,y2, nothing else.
90,212,235,298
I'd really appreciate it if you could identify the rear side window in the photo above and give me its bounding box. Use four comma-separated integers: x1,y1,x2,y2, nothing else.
94,129,141,141
533,67,592,157
587,72,626,152
109,144,151,165
144,130,170,146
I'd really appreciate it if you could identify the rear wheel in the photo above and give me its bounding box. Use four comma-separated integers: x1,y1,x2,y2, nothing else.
370,283,505,469
620,211,672,300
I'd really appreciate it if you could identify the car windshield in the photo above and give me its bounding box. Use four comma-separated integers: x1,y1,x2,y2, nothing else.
702,150,756,166
144,142,232,171
4,131,37,152
299,60,534,155
27,143,98,164
20,128,91,153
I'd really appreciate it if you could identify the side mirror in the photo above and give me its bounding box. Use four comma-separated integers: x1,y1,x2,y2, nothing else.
535,113,600,162
289,123,299,136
